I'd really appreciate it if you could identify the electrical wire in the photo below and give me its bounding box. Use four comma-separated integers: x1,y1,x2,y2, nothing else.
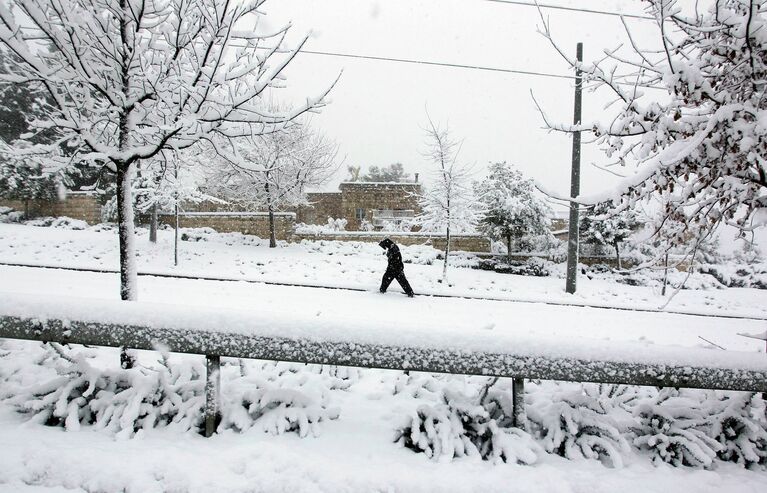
479,0,655,21
296,49,576,80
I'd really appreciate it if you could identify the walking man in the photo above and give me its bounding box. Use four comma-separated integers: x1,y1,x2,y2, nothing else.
379,238,414,297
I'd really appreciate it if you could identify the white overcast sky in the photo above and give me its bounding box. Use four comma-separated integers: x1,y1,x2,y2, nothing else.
253,0,666,199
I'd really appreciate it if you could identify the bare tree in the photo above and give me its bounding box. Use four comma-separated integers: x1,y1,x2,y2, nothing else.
205,121,338,247
417,117,482,283
534,0,766,256
0,0,333,300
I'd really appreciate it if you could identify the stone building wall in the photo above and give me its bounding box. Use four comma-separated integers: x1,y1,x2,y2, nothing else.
338,182,422,230
0,191,102,224
157,212,295,238
295,192,342,224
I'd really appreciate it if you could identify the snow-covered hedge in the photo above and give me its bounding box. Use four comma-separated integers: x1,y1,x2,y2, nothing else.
0,343,344,439
392,376,767,469
2,343,765,469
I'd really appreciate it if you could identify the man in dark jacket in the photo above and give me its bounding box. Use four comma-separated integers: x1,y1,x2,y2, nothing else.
379,238,414,297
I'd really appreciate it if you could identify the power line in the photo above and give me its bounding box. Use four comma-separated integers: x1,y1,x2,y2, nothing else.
298,48,575,80
479,0,655,20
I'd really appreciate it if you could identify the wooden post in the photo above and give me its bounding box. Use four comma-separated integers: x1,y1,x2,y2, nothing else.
511,377,526,430
565,42,583,294
205,354,221,437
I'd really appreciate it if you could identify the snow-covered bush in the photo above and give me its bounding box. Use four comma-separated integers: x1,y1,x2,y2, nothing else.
710,392,767,467
220,361,341,438
25,216,88,230
392,372,445,400
0,206,23,223
527,383,632,468
394,377,541,464
5,344,205,439
2,346,345,440
475,257,554,277
379,218,416,233
697,263,767,290
631,388,722,468
294,217,348,235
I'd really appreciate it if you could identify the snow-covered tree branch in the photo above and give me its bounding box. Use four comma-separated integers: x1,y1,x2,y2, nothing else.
417,117,482,283
204,119,338,247
0,0,335,299
535,0,767,252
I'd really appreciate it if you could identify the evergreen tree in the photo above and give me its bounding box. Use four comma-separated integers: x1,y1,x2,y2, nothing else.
474,162,553,258
361,162,409,182
580,202,638,269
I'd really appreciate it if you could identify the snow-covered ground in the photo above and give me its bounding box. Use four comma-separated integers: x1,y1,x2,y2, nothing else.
1,223,766,492
0,223,765,318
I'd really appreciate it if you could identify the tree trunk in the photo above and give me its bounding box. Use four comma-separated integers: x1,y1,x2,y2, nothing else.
115,164,137,301
149,203,158,243
507,235,512,261
23,199,29,219
614,241,621,270
116,163,137,369
443,224,450,284
662,252,669,296
265,182,276,248
267,205,276,248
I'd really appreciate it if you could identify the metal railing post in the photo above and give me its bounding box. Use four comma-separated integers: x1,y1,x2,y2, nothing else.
511,377,526,430
205,354,221,437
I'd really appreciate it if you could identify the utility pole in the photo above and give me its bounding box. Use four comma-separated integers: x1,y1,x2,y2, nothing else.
174,159,179,266
565,42,583,294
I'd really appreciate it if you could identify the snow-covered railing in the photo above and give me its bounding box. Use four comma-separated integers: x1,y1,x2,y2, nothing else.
1,293,766,437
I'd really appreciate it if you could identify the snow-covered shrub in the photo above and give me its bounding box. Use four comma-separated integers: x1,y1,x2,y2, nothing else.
0,206,24,223
527,383,632,468
392,371,447,401
6,344,205,439
294,217,348,235
710,392,767,467
475,257,553,277
327,217,347,232
379,218,415,233
220,361,341,438
631,388,722,468
25,216,88,230
180,227,219,242
697,263,767,290
394,377,541,464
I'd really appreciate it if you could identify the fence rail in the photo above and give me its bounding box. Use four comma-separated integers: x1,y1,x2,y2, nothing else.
1,310,766,437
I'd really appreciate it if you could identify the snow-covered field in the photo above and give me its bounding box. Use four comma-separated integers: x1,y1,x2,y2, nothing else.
0,222,765,318
1,222,766,492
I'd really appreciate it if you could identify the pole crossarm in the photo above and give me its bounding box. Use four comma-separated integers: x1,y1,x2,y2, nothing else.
1,314,765,393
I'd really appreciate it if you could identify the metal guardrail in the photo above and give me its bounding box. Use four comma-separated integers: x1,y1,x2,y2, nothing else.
1,313,766,437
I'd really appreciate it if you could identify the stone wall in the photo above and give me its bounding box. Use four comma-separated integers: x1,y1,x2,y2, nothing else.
292,231,491,253
338,182,422,230
295,192,342,225
0,192,102,224
158,212,295,239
